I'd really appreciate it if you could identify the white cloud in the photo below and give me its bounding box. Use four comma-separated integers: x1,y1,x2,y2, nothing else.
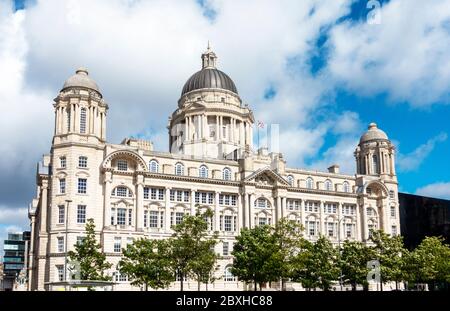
416,182,450,200
0,0,449,238
397,132,447,172
327,0,450,106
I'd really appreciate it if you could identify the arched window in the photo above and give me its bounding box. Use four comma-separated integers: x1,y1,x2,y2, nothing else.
343,181,350,193
224,266,236,282
175,162,184,176
325,179,333,191
149,160,159,173
372,154,378,174
287,175,294,186
111,186,133,198
254,198,269,208
199,165,208,178
80,107,87,134
306,177,314,189
222,167,231,181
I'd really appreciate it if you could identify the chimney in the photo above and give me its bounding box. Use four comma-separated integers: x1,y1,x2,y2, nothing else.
328,164,340,174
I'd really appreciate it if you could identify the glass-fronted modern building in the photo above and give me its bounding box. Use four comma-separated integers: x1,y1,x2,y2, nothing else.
2,231,30,291
399,193,450,249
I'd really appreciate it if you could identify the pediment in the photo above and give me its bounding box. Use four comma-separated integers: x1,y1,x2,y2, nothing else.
244,166,290,186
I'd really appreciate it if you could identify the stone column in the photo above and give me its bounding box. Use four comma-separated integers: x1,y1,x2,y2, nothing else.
249,123,253,148
165,188,171,231
355,203,361,240
319,201,325,235
185,116,189,142
249,194,255,228
243,193,249,228
216,116,220,141
103,172,112,227
101,112,106,140
135,175,144,230
203,114,208,140
338,203,344,241
237,193,243,232
215,191,220,232
239,121,244,145
276,196,282,222
39,179,49,234
190,189,196,216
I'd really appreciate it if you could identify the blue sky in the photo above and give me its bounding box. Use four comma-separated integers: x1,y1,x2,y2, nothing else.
0,0,449,248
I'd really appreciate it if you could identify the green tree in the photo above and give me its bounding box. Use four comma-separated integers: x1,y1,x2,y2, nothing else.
68,218,112,283
170,208,218,291
370,230,408,290
272,218,305,290
119,238,174,290
292,236,339,291
406,236,450,290
231,225,282,291
188,238,219,291
340,240,374,290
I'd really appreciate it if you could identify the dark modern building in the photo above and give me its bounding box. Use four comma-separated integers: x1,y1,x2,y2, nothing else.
399,192,450,249
2,231,30,291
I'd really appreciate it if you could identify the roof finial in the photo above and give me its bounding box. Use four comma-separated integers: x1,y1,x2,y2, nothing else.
201,42,217,69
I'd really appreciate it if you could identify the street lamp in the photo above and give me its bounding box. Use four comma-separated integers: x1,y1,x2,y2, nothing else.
64,199,72,284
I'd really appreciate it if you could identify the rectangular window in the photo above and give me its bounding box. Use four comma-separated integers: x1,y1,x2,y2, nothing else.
144,210,148,227
117,160,128,171
327,222,335,237
224,215,232,232
56,265,64,282
117,208,126,225
149,211,158,228
57,237,64,253
346,223,354,238
343,204,356,215
60,157,66,168
115,271,128,282
144,187,149,199
183,191,189,202
114,237,122,253
389,190,395,199
59,178,66,194
77,178,87,194
390,206,396,218
111,208,115,225
58,205,65,224
150,188,157,200
231,195,237,206
177,190,182,202
175,212,184,225
159,189,164,200
324,203,337,214
160,212,164,228
170,190,175,201
391,226,397,236
76,236,84,245
116,187,127,197
308,221,316,236
305,201,318,213
195,191,214,204
78,156,87,168
220,215,223,231
77,205,86,223
128,209,132,226
223,242,229,256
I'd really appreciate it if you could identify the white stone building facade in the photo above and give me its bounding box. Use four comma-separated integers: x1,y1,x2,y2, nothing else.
27,47,400,291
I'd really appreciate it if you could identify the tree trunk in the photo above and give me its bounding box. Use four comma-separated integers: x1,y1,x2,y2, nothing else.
254,282,257,291
259,283,263,291
352,282,356,291
198,280,200,291
395,281,399,290
180,273,184,292
281,278,286,291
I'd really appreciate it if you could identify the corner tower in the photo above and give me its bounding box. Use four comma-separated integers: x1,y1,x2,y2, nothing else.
53,68,108,146
355,123,396,179
168,45,254,159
